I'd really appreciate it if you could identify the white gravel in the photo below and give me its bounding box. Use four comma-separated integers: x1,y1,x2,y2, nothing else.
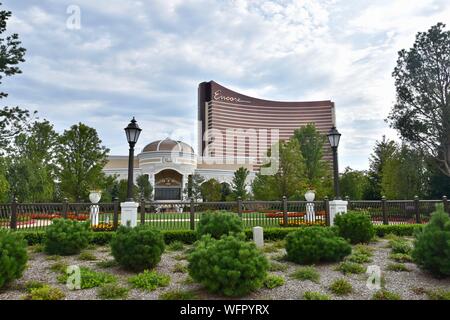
0,238,449,300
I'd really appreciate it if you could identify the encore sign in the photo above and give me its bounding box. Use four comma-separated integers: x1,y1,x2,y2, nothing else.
213,90,251,104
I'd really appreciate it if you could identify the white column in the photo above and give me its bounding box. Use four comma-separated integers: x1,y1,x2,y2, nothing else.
150,174,155,200
120,201,139,227
329,200,348,226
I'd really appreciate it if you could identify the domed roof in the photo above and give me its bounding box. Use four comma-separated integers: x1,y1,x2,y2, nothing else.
142,138,194,154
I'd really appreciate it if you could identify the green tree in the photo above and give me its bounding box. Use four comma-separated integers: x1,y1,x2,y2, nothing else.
381,144,429,199
0,158,9,202
231,167,250,200
116,179,138,202
136,174,153,200
252,140,306,200
340,167,369,200
0,3,35,153
184,173,205,201
200,179,222,202
388,23,450,177
56,123,109,201
364,136,397,199
220,182,232,201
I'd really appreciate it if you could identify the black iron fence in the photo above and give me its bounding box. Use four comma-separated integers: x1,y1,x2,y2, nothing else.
0,196,448,231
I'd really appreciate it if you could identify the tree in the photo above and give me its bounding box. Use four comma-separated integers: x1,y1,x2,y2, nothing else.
340,167,369,200
56,123,109,201
252,140,306,200
136,174,153,200
116,179,138,202
220,182,232,201
0,157,9,202
231,167,250,200
364,136,397,199
200,178,222,202
388,23,450,177
0,3,35,153
381,144,429,199
184,173,205,201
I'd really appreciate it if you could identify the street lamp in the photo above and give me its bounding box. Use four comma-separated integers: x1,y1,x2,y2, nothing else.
327,126,341,200
124,117,142,201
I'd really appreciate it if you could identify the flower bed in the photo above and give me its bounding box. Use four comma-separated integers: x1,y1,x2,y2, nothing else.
266,211,326,218
278,220,326,227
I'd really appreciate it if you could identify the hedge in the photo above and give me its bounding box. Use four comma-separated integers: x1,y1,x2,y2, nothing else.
16,224,424,246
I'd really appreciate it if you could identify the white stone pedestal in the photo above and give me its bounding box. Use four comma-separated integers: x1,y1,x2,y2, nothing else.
329,200,348,226
306,202,315,222
90,205,99,226
253,226,264,248
120,201,139,227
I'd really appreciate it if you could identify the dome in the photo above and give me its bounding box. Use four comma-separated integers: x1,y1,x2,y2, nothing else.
142,138,194,154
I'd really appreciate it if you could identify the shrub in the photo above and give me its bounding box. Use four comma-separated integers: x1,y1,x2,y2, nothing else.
303,291,330,300
269,261,288,272
372,290,401,300
386,263,410,272
290,266,320,283
390,239,412,254
197,211,244,239
49,261,68,273
336,261,365,275
345,252,372,264
173,262,188,273
44,219,91,255
79,251,97,261
389,253,412,262
110,225,165,271
96,260,119,268
24,280,45,292
412,205,450,277
128,270,170,291
167,241,184,251
426,289,450,300
160,289,198,300
334,211,375,244
188,235,269,297
285,227,351,264
97,283,129,300
57,267,117,289
23,285,65,300
263,274,285,289
374,224,423,237
329,278,352,295
0,230,28,289
353,244,374,256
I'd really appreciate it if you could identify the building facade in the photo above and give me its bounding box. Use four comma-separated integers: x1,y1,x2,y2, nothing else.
103,81,335,201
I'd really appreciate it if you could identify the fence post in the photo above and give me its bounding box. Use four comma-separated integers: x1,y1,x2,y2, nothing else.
10,197,18,230
443,196,448,214
282,196,288,227
237,197,243,218
324,196,330,226
140,197,146,225
381,196,388,225
190,198,195,230
113,197,119,229
414,196,420,224
62,198,68,219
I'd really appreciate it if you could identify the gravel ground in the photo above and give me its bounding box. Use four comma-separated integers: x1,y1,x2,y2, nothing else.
0,238,449,300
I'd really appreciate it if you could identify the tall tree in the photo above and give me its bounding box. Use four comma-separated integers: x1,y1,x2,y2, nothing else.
388,23,450,177
0,3,35,153
364,136,397,199
0,157,9,202
56,123,109,201
200,178,222,202
231,167,250,200
340,167,369,200
184,173,205,201
252,140,306,200
136,174,153,200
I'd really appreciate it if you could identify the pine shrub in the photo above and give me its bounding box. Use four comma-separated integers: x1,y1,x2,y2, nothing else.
285,227,351,264
334,211,375,244
197,211,243,239
44,219,91,255
110,225,165,271
188,235,269,297
0,230,28,288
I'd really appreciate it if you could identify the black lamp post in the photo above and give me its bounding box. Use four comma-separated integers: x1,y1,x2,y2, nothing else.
124,117,142,201
327,126,341,200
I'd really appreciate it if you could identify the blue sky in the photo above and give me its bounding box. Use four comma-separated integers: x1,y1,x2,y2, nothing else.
2,0,450,170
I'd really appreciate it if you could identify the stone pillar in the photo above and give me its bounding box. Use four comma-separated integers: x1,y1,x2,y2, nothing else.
329,200,348,226
120,201,139,227
253,226,264,248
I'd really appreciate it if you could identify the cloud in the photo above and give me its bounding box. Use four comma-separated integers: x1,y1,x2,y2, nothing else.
2,0,449,170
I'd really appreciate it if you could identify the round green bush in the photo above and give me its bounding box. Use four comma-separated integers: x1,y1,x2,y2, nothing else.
412,205,450,278
188,235,269,296
334,211,375,244
44,219,91,255
285,227,351,264
197,211,243,239
110,225,165,271
0,230,28,288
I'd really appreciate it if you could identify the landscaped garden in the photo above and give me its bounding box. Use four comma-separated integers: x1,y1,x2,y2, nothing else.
1,206,449,300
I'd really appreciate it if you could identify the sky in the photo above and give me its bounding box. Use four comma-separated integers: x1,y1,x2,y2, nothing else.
2,0,450,170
